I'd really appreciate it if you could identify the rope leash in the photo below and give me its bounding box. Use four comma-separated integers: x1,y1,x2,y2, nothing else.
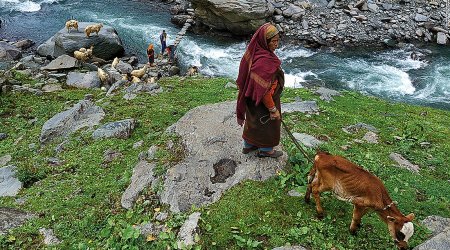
280,119,314,164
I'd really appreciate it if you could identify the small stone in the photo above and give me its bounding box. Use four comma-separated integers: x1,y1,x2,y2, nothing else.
288,189,302,197
0,133,8,140
133,140,144,149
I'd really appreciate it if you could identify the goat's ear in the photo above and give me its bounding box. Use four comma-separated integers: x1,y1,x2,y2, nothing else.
387,216,396,222
405,213,415,221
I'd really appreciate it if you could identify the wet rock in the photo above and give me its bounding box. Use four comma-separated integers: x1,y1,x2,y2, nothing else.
13,39,34,50
0,41,22,61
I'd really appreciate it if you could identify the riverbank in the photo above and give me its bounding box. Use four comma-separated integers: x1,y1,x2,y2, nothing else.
172,0,450,48
1,70,449,248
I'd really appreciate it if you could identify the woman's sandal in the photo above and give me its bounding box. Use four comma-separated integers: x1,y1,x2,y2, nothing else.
257,150,283,158
242,146,258,154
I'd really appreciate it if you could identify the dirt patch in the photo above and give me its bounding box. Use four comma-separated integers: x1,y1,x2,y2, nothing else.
210,158,236,184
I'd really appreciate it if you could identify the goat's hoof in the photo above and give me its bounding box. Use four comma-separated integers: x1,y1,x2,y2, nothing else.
304,196,310,204
317,213,324,220
350,229,357,235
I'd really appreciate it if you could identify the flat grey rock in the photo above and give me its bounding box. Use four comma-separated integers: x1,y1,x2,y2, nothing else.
39,228,61,245
160,101,287,212
282,101,319,114
413,228,450,250
66,71,101,89
314,87,341,101
40,99,105,144
273,246,308,250
292,133,324,148
0,207,34,235
41,55,78,71
92,119,136,139
422,215,450,236
389,153,420,173
121,160,156,209
0,165,22,197
177,212,201,248
0,154,12,167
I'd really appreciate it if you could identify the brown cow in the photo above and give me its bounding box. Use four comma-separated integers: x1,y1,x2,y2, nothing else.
305,151,415,250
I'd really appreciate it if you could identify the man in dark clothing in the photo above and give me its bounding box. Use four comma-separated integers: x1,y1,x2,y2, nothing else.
160,30,167,55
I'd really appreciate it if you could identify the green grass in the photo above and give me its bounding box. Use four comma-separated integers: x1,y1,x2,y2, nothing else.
0,76,449,249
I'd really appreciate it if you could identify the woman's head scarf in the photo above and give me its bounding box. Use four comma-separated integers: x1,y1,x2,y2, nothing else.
236,23,281,125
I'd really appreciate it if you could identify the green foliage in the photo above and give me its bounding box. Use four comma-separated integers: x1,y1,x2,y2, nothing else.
0,76,449,249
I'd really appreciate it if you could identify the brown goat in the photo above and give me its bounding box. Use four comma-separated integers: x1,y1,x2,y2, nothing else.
305,151,415,250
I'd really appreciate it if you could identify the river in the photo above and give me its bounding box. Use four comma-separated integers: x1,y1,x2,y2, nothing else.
1,0,449,110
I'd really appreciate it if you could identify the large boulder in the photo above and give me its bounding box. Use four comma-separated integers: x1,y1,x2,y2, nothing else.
66,71,101,89
191,0,274,35
160,101,287,212
37,22,124,60
40,99,105,144
0,41,22,61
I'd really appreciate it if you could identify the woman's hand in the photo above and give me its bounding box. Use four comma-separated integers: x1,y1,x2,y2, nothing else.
270,109,280,120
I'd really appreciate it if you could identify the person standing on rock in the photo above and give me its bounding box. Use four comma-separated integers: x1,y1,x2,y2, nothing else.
147,43,155,67
160,30,167,56
236,23,284,158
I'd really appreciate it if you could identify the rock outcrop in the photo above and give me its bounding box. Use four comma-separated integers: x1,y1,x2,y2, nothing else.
37,22,124,60
191,0,274,35
160,101,287,212
0,41,22,61
40,99,105,144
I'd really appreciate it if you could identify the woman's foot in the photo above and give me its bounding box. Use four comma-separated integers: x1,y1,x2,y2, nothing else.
257,150,283,158
242,145,258,154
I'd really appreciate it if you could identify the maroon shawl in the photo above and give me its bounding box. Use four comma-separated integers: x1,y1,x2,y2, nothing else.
236,23,281,125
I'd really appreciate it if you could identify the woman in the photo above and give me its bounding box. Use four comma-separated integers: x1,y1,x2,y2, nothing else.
236,23,284,158
147,43,155,66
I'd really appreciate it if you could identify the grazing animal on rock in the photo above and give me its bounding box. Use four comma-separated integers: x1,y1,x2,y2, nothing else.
73,49,90,62
186,66,198,77
97,68,109,85
65,19,78,33
305,151,415,250
130,65,148,78
131,76,141,83
85,23,103,38
86,45,94,57
111,57,119,70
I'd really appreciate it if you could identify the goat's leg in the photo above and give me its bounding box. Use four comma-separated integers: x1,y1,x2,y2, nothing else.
350,205,368,235
304,164,317,203
311,179,325,219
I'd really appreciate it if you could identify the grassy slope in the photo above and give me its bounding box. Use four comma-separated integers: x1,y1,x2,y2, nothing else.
0,76,449,249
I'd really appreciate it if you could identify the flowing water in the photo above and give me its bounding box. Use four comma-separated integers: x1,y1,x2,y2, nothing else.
1,0,449,110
